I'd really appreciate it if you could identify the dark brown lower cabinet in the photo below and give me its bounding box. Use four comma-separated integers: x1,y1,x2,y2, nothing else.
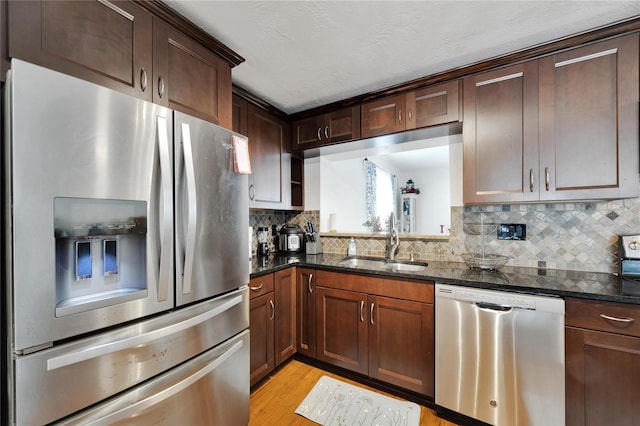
316,287,369,375
249,292,274,387
315,271,435,397
296,267,316,358
565,298,640,426
274,268,296,366
369,295,434,396
249,270,296,387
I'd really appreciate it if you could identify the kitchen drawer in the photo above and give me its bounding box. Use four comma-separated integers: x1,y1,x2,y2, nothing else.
315,270,434,303
249,274,274,299
566,297,640,338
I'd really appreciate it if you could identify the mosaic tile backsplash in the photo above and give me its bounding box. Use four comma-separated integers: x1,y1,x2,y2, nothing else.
250,197,640,273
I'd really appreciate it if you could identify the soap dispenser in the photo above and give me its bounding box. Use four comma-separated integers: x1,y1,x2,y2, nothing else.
347,237,357,256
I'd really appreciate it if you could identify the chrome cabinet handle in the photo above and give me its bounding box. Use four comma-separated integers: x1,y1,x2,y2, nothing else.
270,300,275,321
545,167,550,191
529,169,534,192
79,338,244,424
308,274,313,293
181,123,198,295
47,294,243,370
324,126,329,139
600,313,635,323
249,184,255,201
360,301,364,322
370,302,375,325
140,68,148,92
398,109,402,123
156,116,172,302
317,127,322,141
158,76,165,98
250,284,264,292
408,108,412,123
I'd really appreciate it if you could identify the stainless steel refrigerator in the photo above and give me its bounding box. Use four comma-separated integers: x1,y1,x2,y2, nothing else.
3,59,250,425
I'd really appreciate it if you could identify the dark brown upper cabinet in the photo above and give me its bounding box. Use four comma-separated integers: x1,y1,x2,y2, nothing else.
153,18,232,128
8,0,235,129
248,104,290,209
463,62,540,204
464,33,639,204
537,33,639,201
361,94,406,138
292,106,361,150
361,80,461,138
8,0,153,100
232,95,249,136
405,80,460,130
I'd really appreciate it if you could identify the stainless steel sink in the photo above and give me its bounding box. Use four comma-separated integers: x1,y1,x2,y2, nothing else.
386,261,428,272
338,256,428,272
338,257,387,269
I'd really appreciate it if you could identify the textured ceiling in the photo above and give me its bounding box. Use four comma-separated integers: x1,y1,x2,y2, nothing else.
163,1,640,115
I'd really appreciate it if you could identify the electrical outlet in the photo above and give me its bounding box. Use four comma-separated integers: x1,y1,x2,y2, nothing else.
497,224,526,240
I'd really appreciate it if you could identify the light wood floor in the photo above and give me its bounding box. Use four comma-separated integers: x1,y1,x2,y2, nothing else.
249,359,457,425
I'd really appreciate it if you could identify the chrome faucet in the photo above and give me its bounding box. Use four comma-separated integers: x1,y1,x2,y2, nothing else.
388,212,400,260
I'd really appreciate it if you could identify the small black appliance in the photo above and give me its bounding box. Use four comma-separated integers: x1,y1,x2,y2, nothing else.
618,234,640,296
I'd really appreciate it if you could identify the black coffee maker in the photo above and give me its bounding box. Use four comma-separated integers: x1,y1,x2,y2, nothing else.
619,234,640,296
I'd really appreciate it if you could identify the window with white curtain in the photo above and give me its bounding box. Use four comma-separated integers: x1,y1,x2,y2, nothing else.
363,158,396,232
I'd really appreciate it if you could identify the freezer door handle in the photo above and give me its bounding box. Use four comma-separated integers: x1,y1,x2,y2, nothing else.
157,116,173,302
81,339,244,424
180,122,198,295
46,294,243,371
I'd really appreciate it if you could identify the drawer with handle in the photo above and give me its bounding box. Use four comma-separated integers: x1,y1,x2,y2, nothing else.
566,297,640,337
248,273,274,299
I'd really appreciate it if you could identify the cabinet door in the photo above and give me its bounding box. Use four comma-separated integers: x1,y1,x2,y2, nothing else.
293,115,325,149
539,33,639,200
153,19,232,128
296,268,316,358
9,0,152,100
316,287,368,375
232,94,248,136
368,296,434,396
566,327,640,426
326,106,361,143
463,61,539,203
406,80,460,130
248,105,287,208
292,106,360,151
249,293,275,387
274,269,296,366
361,94,406,138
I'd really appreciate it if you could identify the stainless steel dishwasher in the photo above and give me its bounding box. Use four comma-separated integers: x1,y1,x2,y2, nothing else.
435,284,565,426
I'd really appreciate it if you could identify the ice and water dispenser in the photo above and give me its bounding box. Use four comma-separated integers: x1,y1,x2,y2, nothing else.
54,197,148,316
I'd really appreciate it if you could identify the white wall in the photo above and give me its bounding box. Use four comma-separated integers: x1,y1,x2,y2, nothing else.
397,164,450,235
304,157,321,210
319,157,365,232
449,134,464,207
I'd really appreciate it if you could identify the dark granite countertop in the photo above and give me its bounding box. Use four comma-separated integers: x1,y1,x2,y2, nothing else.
250,254,640,305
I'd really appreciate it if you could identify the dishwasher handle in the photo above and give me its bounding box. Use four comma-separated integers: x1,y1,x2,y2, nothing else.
475,302,514,312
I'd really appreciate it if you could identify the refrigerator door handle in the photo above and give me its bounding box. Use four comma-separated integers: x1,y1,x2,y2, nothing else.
46,294,243,371
180,122,198,295
157,116,173,302
78,339,244,424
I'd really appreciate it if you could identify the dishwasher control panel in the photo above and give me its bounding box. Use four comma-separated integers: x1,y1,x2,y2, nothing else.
456,289,536,310
436,284,565,314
